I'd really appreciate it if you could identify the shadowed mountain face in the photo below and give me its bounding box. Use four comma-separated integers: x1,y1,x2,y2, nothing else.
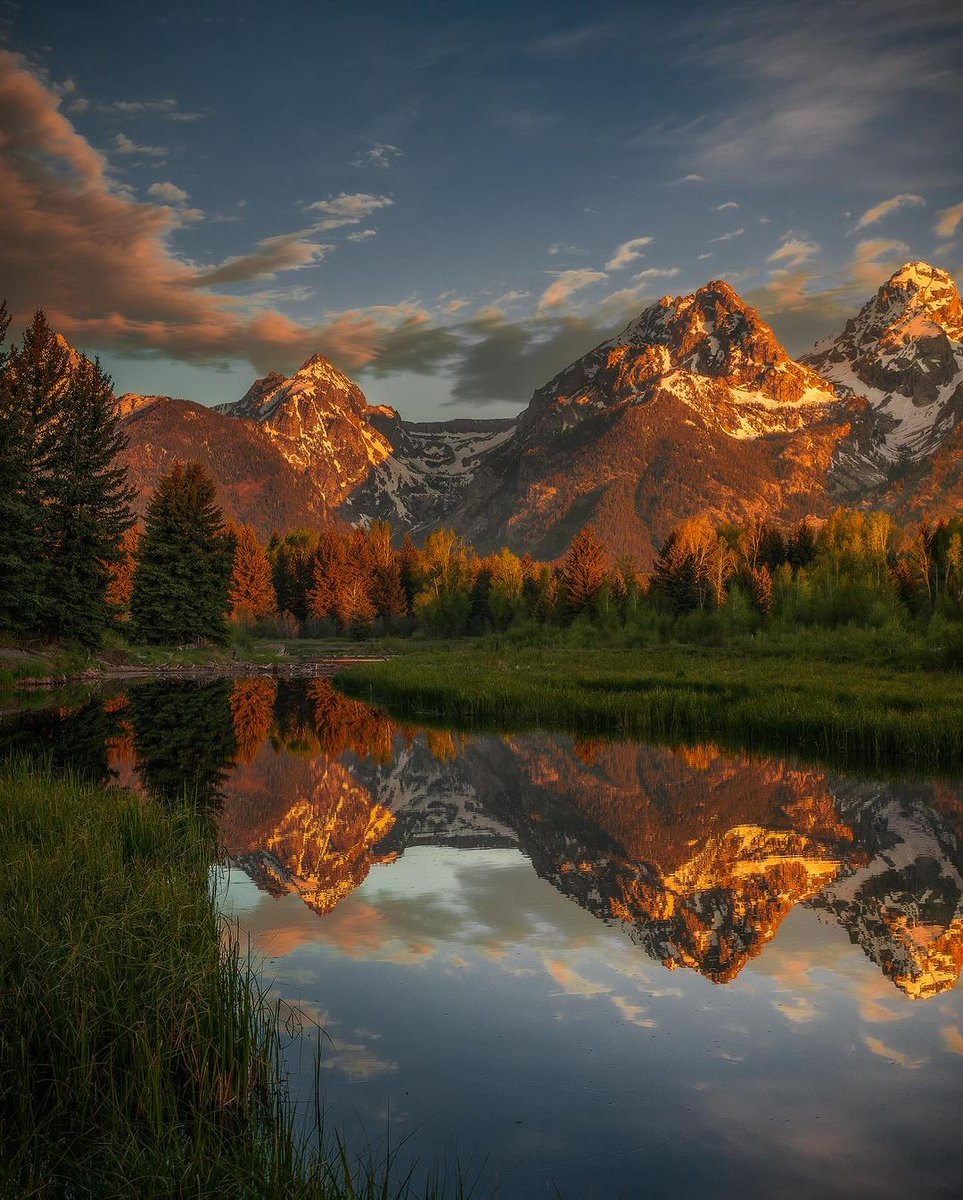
110,263,962,559
6,679,959,997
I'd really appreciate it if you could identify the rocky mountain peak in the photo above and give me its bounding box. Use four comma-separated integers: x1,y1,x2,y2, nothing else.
802,261,963,462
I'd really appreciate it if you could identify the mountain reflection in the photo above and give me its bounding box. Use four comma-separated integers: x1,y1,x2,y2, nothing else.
4,677,962,998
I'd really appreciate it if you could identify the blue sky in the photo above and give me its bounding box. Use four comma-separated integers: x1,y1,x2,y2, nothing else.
2,0,961,417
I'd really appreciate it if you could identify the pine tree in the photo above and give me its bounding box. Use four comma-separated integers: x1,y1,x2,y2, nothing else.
41,353,134,643
130,462,233,645
228,523,277,624
0,302,40,633
0,310,133,643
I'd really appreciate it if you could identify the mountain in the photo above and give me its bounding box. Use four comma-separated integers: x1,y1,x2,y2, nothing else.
449,280,866,562
113,262,960,556
119,355,513,538
803,262,963,466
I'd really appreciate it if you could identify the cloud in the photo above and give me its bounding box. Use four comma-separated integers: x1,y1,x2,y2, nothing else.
767,237,821,268
605,236,653,271
709,228,744,243
351,142,402,169
346,229,378,242
862,1035,926,1071
112,131,167,158
631,267,680,282
193,231,331,286
548,242,585,257
670,2,963,186
853,237,910,262
538,268,608,309
146,180,189,205
303,192,394,230
935,201,963,240
668,173,704,184
714,201,740,211
853,193,925,230
0,51,425,376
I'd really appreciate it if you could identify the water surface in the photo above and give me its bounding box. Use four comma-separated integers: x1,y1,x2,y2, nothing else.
6,677,963,1198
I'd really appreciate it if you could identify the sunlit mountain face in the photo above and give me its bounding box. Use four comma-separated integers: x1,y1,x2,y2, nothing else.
5,679,963,1197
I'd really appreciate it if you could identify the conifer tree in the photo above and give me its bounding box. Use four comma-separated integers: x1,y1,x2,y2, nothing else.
40,353,134,643
228,523,277,624
560,525,608,615
130,462,233,644
0,310,132,642
0,302,39,632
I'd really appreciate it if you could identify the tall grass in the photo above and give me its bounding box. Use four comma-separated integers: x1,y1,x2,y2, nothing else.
336,645,963,773
0,762,466,1198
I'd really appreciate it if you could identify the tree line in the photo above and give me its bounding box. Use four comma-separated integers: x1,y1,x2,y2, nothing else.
2,307,962,651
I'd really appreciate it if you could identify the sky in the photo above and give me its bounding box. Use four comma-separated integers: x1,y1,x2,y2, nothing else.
2,0,961,419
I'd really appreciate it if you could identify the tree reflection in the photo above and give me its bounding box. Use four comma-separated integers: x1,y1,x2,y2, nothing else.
129,679,237,806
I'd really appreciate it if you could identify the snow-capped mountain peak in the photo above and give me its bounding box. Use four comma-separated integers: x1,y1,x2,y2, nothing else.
802,261,963,463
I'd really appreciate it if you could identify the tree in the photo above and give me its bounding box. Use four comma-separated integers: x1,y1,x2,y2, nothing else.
40,353,134,643
0,310,133,643
560,525,608,616
228,523,277,624
130,462,234,644
0,302,39,633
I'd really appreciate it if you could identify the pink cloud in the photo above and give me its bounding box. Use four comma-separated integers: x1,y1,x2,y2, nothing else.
0,51,410,377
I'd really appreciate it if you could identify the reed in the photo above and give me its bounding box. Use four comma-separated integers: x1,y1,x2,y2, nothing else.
336,645,963,772
0,761,463,1198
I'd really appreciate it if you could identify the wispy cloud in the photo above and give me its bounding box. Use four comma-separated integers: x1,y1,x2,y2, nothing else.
709,228,744,244
112,131,167,158
193,231,331,286
351,142,402,169
346,228,378,243
714,201,740,211
668,173,704,185
767,237,821,268
853,193,925,231
304,192,394,230
605,236,653,271
538,268,608,310
935,201,963,240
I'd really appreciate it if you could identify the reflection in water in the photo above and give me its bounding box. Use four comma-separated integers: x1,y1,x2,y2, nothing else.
5,678,963,1196
6,677,963,998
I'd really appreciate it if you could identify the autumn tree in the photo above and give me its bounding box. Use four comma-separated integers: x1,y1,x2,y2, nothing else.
560,525,608,616
130,462,234,644
228,523,277,624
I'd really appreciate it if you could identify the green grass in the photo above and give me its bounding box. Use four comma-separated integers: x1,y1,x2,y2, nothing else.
336,643,963,773
0,762,468,1198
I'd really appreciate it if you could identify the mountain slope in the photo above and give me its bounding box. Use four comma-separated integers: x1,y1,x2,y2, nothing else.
450,281,865,563
803,262,963,465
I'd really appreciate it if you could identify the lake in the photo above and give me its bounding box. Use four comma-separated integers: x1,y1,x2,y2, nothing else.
5,675,963,1199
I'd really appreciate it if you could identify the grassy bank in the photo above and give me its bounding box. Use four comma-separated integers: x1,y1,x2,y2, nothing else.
336,643,963,772
0,763,449,1198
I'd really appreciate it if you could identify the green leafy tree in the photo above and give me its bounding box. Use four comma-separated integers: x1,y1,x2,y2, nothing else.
130,462,233,644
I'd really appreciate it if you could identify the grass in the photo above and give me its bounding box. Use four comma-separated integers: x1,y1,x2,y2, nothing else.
0,761,469,1198
335,642,963,773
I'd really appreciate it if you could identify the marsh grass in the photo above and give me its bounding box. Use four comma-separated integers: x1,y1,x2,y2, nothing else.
336,645,963,773
0,762,467,1198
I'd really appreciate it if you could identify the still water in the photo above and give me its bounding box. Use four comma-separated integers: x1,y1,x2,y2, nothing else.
6,676,963,1198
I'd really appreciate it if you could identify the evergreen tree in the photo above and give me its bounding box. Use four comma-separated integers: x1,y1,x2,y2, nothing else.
560,525,608,616
0,310,132,643
228,523,277,624
0,302,39,633
130,462,233,644
40,353,134,643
